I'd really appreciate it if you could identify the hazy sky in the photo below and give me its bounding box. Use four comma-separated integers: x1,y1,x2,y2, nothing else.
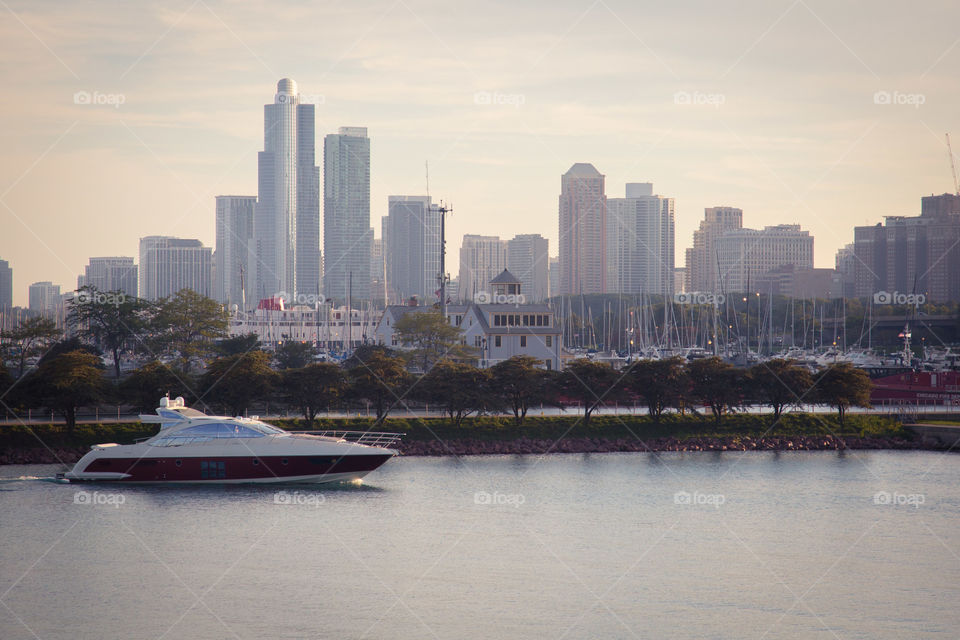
1,0,958,305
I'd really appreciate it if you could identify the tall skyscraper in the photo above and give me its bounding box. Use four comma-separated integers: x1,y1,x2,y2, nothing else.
606,183,675,297
716,225,813,294
214,196,256,307
853,195,960,302
28,281,60,316
253,78,320,304
139,236,213,300
324,126,371,303
383,196,441,304
684,206,744,293
559,163,606,295
506,234,549,302
78,257,138,298
0,259,12,310
459,235,506,301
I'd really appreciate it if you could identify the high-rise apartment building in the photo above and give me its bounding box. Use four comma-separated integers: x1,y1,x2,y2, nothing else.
324,126,371,302
684,207,743,293
139,236,213,300
834,243,856,299
716,225,814,294
0,259,12,310
606,183,675,297
506,234,549,302
371,237,387,306
383,196,440,304
253,78,320,303
458,235,506,301
28,281,61,316
559,163,606,295
78,257,138,298
853,194,960,302
921,192,960,217
214,195,256,307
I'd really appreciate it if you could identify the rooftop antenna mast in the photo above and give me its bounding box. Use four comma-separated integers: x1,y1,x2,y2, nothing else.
437,201,453,318
428,161,453,318
947,133,959,196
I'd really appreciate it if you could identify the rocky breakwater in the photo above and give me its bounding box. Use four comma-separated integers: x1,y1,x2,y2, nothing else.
398,434,921,456
0,447,88,466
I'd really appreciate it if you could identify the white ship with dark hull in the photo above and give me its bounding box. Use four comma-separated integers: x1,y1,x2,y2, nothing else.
59,397,400,484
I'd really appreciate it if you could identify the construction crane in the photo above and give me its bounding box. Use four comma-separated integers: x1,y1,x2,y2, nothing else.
947,133,959,195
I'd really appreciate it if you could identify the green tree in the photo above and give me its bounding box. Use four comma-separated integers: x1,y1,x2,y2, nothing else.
67,286,148,379
346,350,411,423
119,361,195,412
558,358,624,426
0,362,13,400
489,355,556,424
150,289,228,372
282,363,345,424
393,310,473,371
200,351,279,416
419,360,492,426
37,337,101,364
274,341,315,369
1,317,61,377
343,344,397,367
815,363,872,425
627,356,688,423
746,359,814,418
686,356,742,425
25,350,108,433
216,333,260,356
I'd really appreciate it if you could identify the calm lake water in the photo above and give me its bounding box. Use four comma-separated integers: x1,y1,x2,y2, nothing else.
1,451,959,639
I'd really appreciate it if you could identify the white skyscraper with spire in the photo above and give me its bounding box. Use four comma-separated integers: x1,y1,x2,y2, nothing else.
253,78,320,305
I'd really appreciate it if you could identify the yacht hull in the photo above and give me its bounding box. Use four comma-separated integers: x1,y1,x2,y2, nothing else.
62,452,395,484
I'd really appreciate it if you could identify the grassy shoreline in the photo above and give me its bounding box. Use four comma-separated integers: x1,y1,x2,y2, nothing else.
0,413,909,458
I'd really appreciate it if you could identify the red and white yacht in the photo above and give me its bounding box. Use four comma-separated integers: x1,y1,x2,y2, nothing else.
59,397,401,484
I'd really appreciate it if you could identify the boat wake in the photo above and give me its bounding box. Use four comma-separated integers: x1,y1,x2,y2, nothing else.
0,475,64,483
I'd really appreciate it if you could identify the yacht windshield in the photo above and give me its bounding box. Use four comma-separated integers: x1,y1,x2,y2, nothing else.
247,420,286,435
151,421,280,446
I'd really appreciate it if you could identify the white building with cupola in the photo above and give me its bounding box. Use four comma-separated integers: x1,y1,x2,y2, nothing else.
374,270,562,370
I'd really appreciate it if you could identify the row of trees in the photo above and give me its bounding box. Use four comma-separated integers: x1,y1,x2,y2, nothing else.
0,343,871,432
0,288,228,380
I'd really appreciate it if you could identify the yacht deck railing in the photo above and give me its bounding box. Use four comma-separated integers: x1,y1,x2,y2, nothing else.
291,431,404,448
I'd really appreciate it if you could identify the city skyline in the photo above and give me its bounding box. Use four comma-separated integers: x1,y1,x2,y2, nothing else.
3,2,960,305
